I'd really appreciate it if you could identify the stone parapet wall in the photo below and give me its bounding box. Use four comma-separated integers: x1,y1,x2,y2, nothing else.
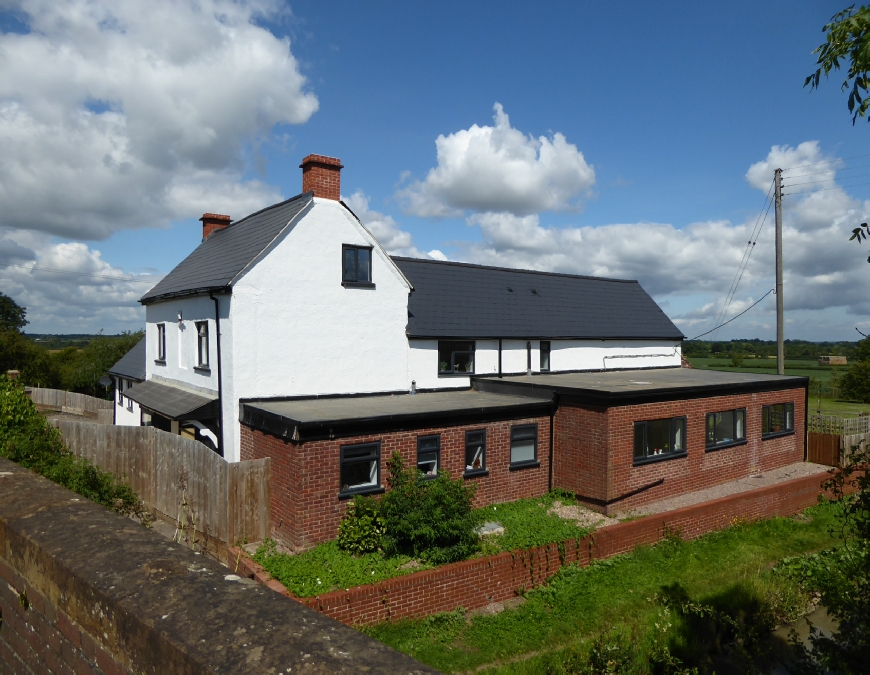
0,458,434,674
231,468,844,627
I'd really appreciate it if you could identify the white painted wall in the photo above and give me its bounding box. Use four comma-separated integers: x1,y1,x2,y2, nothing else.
223,198,413,460
113,376,142,426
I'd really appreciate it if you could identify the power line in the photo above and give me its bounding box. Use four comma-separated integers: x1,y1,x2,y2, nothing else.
712,179,774,341
0,262,157,284
783,171,870,187
783,161,870,179
781,151,870,171
689,289,776,341
783,180,870,196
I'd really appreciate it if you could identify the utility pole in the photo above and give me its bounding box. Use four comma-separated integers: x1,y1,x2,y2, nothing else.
774,168,784,376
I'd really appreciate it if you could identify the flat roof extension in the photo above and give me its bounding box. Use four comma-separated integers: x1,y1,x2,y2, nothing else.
473,367,808,405
240,389,554,442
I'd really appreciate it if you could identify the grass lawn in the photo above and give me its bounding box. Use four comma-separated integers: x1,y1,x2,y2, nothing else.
812,398,870,417
364,501,843,674
254,492,596,597
687,357,843,384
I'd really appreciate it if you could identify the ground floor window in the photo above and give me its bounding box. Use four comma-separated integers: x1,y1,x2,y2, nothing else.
340,442,380,494
438,340,475,374
510,424,538,467
705,408,745,449
417,435,440,477
634,417,686,463
465,430,486,474
117,378,124,406
762,403,794,437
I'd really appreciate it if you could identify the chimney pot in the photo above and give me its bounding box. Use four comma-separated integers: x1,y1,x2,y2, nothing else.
200,213,232,241
300,154,343,200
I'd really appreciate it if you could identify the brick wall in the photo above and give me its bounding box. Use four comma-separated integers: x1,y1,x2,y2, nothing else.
241,414,552,550
1,561,131,675
231,468,842,627
554,387,806,513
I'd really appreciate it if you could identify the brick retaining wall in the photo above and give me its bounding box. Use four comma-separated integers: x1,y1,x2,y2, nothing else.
231,468,845,626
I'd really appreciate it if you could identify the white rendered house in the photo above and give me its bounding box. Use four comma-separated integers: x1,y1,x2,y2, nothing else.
123,155,683,462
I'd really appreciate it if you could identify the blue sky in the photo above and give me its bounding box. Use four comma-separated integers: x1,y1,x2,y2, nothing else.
1,0,868,340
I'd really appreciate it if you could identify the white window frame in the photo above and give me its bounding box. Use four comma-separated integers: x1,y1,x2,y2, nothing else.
156,323,166,363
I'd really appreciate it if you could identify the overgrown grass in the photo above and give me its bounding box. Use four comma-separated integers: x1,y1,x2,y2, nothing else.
255,492,598,597
364,501,843,673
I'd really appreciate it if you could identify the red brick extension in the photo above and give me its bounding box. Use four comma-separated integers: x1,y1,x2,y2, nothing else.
230,468,841,627
554,387,806,514
240,416,552,550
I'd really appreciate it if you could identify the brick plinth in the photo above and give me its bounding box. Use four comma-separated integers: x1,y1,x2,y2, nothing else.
553,387,806,514
241,415,552,550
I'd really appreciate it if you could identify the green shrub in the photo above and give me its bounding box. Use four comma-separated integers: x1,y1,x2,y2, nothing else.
380,452,481,564
0,376,144,517
838,359,870,402
337,495,385,555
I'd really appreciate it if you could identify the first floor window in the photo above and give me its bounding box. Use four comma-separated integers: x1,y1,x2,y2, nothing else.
342,245,372,283
417,435,440,477
340,442,380,493
157,323,166,362
438,340,475,374
125,380,133,410
510,424,538,466
196,321,209,368
634,417,686,462
465,430,486,473
540,341,551,371
762,403,794,437
117,377,124,405
706,409,746,449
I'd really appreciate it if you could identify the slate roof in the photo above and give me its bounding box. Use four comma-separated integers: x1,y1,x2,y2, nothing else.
391,257,684,340
122,380,218,421
107,337,146,381
140,193,313,303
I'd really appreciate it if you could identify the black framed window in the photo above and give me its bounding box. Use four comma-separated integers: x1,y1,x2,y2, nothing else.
762,403,794,438
706,409,746,450
195,321,209,368
540,341,551,372
340,442,380,494
156,323,166,362
342,245,372,284
633,417,687,463
438,340,475,374
117,377,124,406
465,430,486,475
417,435,440,477
125,380,133,411
510,424,538,467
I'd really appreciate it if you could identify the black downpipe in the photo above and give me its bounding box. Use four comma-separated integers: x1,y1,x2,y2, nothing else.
112,377,116,425
548,401,556,492
526,341,531,374
498,339,503,378
210,293,224,457
803,382,809,462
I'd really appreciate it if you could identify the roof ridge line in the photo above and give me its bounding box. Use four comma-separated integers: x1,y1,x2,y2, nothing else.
389,256,637,284
219,191,313,230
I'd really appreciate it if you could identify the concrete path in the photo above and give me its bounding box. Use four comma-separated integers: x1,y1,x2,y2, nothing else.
615,461,831,519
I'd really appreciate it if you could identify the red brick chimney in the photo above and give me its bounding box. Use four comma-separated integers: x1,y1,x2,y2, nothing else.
200,213,232,241
300,154,343,200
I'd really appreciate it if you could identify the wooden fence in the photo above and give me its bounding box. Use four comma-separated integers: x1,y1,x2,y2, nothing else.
808,413,870,435
27,387,113,422
53,420,270,554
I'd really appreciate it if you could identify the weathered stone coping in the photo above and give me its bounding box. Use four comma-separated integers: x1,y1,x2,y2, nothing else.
0,457,435,673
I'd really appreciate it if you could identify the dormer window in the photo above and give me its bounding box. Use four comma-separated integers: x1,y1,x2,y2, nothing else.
342,245,373,286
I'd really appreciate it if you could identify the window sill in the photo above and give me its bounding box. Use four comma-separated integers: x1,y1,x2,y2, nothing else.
154,359,166,366
341,281,376,289
509,460,540,471
463,469,489,479
762,430,795,441
705,439,747,453
338,485,385,501
633,451,687,467
193,365,211,373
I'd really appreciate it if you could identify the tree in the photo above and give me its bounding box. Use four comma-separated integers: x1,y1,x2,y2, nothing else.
0,292,28,332
806,5,870,124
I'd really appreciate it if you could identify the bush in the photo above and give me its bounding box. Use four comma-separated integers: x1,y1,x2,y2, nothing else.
0,376,144,517
337,495,386,555
379,452,481,564
838,359,870,402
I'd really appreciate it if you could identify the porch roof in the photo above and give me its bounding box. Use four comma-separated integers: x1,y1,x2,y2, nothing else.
123,380,219,421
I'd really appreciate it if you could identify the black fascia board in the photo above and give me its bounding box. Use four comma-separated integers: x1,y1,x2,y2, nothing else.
407,333,686,340
140,287,231,306
473,375,809,408
240,400,555,443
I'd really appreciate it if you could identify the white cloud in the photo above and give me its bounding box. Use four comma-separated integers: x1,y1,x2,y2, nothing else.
0,228,159,333
396,103,595,217
455,143,870,340
0,0,317,240
343,190,440,259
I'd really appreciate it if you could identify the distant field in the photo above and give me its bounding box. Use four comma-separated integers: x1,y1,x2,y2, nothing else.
686,357,843,385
